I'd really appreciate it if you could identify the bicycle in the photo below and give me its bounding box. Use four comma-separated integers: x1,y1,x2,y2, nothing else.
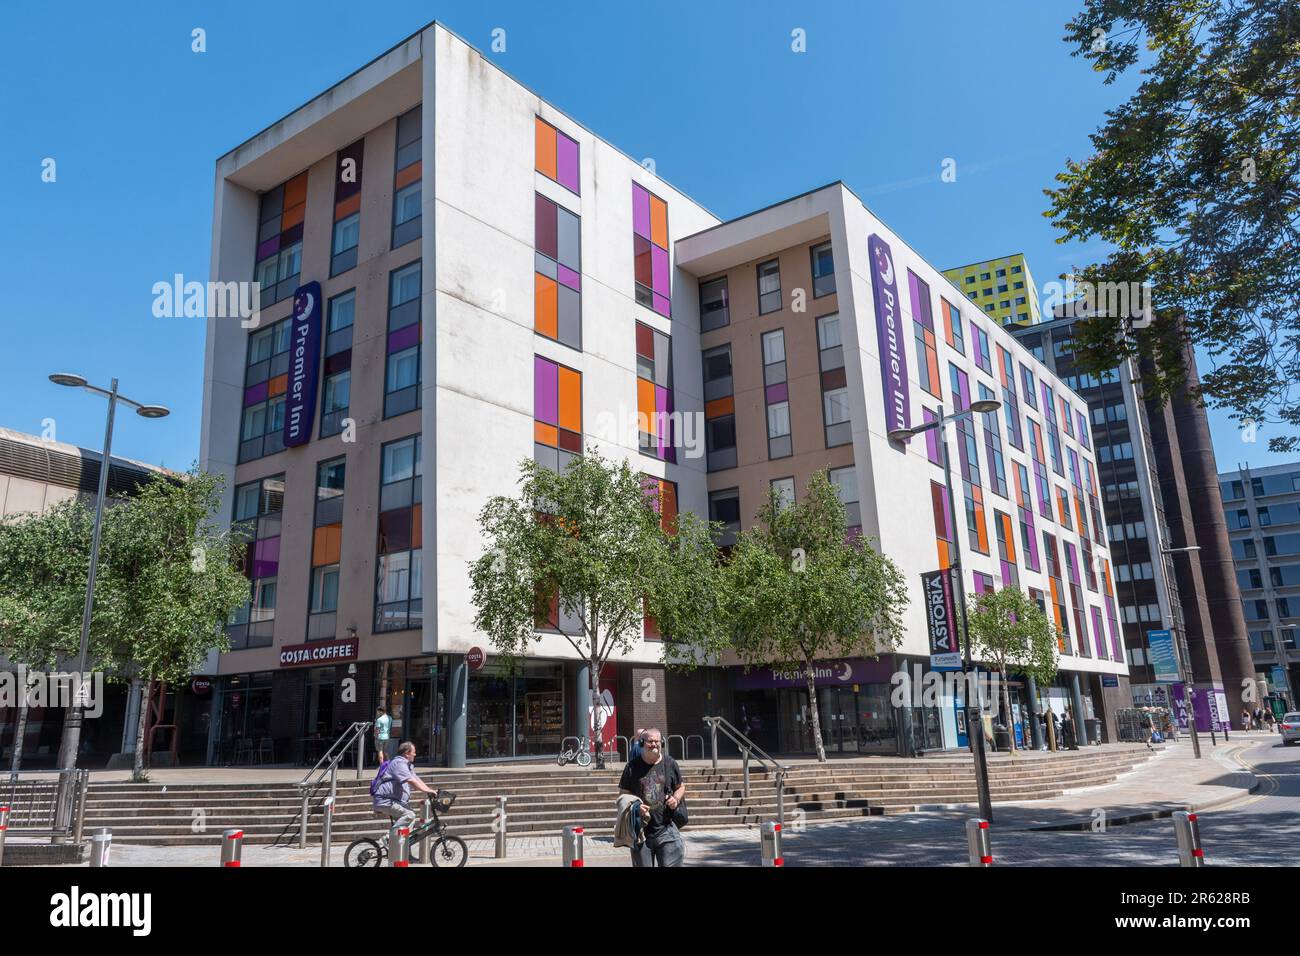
557,737,593,767
344,790,468,867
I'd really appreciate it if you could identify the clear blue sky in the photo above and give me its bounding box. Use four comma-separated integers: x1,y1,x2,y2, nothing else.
3,0,1293,471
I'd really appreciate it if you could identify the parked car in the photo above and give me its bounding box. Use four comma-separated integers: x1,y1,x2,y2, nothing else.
1280,713,1300,746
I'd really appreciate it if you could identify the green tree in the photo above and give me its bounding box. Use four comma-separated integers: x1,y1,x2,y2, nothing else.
1045,0,1300,450
724,471,909,763
0,470,250,779
965,586,1060,752
468,450,725,765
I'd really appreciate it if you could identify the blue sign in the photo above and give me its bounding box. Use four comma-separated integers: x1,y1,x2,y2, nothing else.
1146,629,1179,683
283,282,322,447
1102,674,1119,687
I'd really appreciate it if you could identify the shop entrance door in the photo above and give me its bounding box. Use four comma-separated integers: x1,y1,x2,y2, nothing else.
407,677,433,761
818,687,859,754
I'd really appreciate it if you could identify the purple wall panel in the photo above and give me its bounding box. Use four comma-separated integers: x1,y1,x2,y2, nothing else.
651,244,669,293
632,185,650,238
534,356,558,425
557,265,581,291
1091,607,1107,659
244,381,269,407
557,133,579,193
652,293,671,318
388,324,419,354
256,236,280,262
765,382,788,405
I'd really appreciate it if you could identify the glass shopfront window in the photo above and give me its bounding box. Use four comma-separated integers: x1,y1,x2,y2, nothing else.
467,658,565,759
214,672,273,765
374,658,447,767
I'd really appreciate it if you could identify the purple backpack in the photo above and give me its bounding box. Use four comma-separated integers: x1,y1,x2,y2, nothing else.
369,759,393,797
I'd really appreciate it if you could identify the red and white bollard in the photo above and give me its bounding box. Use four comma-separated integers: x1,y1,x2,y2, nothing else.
1173,811,1205,867
761,821,784,867
389,824,410,867
966,818,993,866
220,828,244,867
562,825,584,867
0,805,9,869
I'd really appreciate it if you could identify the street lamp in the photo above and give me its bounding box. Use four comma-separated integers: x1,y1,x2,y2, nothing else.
889,397,1000,822
49,374,169,781
1159,544,1204,758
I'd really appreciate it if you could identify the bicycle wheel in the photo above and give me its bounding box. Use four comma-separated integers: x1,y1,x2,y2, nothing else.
344,837,384,868
556,752,569,766
576,749,592,767
429,835,468,868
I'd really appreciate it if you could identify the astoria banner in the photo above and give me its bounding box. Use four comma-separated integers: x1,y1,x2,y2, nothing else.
283,281,322,447
868,233,911,442
922,568,961,669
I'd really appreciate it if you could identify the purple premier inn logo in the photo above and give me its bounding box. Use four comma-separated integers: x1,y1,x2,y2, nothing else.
868,234,911,443
283,281,322,447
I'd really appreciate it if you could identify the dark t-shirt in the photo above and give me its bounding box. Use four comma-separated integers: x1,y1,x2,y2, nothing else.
619,755,682,841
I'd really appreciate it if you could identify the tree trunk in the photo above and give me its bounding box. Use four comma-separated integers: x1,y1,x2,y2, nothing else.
8,673,29,773
132,678,150,782
590,653,603,770
1045,695,1058,752
804,660,826,763
1002,669,1016,753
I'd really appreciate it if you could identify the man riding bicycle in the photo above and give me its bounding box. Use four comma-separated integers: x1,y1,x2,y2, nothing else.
372,741,437,831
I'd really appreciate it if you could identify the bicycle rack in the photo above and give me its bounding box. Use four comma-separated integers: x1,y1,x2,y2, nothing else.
686,735,705,760
667,735,686,760
611,736,629,762
559,736,581,758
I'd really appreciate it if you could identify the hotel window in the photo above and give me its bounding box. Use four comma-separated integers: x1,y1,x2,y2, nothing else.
941,298,965,355
703,345,736,471
818,313,851,447
636,323,675,462
330,138,364,277
1011,265,1022,274
1013,463,1040,572
1234,509,1251,529
535,193,582,350
709,488,741,548
700,277,730,332
998,285,1008,294
392,106,422,249
771,477,795,511
254,172,307,307
971,322,992,374
534,355,582,474
227,474,285,650
633,182,671,317
1000,301,1010,310
239,318,292,463
982,289,993,299
308,457,345,640
950,363,989,555
979,384,1007,497
1014,281,1024,290
1042,532,1069,652
1017,312,1029,323
830,466,862,535
980,272,991,281
811,241,835,298
997,346,1023,450
535,116,580,194
757,259,781,315
641,476,679,640
1041,383,1064,475
319,290,354,438
965,276,975,285
385,262,421,418
376,435,422,632
762,329,791,459
909,271,941,398
931,480,955,569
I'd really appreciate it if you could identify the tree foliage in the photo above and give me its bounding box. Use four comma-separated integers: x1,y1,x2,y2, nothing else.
0,469,251,775
966,586,1060,751
724,471,909,762
468,450,726,756
1046,0,1300,450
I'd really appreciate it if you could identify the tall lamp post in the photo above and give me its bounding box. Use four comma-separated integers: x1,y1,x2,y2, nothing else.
48,374,168,806
1159,543,1203,758
889,398,1000,823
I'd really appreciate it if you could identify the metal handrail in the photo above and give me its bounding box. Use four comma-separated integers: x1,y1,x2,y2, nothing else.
667,734,686,760
686,735,705,760
284,721,371,848
703,715,790,825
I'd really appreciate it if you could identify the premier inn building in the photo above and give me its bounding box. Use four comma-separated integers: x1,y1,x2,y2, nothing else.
199,22,1128,767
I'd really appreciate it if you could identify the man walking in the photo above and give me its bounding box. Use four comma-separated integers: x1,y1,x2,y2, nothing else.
371,741,437,833
374,705,392,762
617,728,686,867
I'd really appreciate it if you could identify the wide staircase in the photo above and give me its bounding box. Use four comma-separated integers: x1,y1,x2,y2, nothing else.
80,746,1160,847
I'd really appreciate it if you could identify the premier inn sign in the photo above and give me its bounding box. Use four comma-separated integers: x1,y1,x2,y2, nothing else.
278,636,359,668
922,568,961,669
868,233,911,443
283,281,323,448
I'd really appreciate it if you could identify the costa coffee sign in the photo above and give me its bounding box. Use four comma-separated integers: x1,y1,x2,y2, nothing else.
466,647,485,671
189,676,213,697
279,637,359,668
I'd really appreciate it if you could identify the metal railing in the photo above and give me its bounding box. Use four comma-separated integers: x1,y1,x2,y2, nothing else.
4,769,90,841
703,716,790,825
279,721,371,848
667,734,686,760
